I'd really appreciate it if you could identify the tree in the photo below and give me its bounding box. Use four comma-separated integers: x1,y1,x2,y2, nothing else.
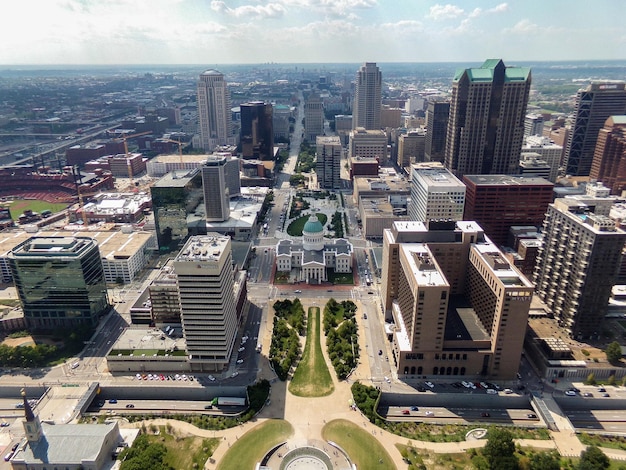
586,373,596,385
482,428,518,470
578,446,609,470
529,451,561,470
605,341,623,364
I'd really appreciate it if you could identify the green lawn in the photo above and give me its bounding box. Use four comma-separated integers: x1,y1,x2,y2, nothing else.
322,419,396,470
216,420,293,470
289,307,334,397
327,270,354,285
287,213,328,236
143,427,219,470
7,200,68,220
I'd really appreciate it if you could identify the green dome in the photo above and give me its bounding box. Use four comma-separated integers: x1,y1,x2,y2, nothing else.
303,214,323,234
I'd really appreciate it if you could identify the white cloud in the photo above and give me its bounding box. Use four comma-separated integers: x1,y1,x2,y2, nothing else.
506,19,539,34
381,20,423,34
210,1,286,18
427,4,464,21
489,3,509,13
468,8,482,18
279,0,377,18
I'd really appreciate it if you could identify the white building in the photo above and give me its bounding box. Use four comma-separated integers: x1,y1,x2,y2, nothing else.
275,214,353,284
197,70,237,151
522,135,564,183
408,162,466,223
174,235,237,371
349,128,387,164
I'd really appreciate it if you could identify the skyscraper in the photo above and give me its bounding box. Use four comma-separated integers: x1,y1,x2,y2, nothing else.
316,136,342,190
565,82,626,176
524,113,544,137
174,235,237,371
197,70,235,151
240,101,274,160
202,156,231,222
444,59,531,178
352,62,382,130
534,195,626,338
590,115,626,194
424,100,450,162
304,92,324,141
9,236,110,329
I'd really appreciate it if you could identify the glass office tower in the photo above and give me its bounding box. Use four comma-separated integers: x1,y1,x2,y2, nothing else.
9,236,109,329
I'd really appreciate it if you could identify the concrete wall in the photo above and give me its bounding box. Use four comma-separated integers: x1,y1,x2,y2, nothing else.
378,391,532,410
96,385,247,401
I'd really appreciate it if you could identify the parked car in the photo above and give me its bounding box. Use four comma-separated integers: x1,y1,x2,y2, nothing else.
108,399,117,404
125,404,135,408
402,409,410,415
410,406,419,411
565,390,576,396
527,413,537,419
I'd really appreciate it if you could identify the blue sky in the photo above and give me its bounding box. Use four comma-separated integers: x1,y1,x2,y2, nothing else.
2,0,625,64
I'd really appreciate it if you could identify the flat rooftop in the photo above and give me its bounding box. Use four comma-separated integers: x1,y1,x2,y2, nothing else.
177,235,230,262
463,174,553,186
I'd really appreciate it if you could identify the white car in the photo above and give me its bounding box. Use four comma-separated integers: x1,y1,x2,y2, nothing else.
208,375,216,381
486,388,498,395
231,371,239,378
425,381,434,388
424,411,434,417
238,347,245,352
503,388,513,394
236,359,244,364
294,290,302,294
565,390,577,396
384,376,391,383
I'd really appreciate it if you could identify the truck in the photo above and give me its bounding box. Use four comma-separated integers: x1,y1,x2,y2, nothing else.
212,397,246,407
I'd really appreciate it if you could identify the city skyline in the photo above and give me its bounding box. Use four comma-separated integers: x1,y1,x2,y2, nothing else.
2,0,625,65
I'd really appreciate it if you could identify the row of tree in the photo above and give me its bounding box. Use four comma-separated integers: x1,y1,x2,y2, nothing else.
269,299,306,380
323,299,359,380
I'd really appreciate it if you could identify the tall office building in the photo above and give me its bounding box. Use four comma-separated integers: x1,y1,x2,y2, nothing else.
463,175,554,246
174,235,237,371
424,100,450,162
444,59,531,178
565,82,626,176
197,70,235,151
202,156,231,222
408,162,465,223
352,62,382,130
381,220,533,379
304,92,324,142
590,116,626,194
524,113,544,137
316,136,342,190
534,198,626,338
9,236,110,329
151,169,204,250
240,101,274,160
273,104,292,139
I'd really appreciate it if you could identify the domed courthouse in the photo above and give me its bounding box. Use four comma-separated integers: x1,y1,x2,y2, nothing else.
275,214,353,284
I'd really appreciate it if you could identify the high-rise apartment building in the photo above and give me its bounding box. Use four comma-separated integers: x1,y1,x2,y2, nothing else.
590,116,626,194
424,100,450,163
397,129,426,170
521,135,563,183
240,101,274,160
463,175,554,246
174,235,237,371
524,113,544,137
197,70,236,151
201,156,232,222
316,136,342,190
534,198,626,338
408,162,465,223
304,92,324,142
352,62,382,130
9,236,110,329
444,59,531,178
151,169,204,250
565,82,626,176
381,220,533,379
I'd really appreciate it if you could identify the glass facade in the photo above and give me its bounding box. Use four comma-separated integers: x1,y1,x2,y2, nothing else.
151,169,204,250
9,237,109,329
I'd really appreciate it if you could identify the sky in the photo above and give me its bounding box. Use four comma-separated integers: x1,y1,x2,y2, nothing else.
2,0,625,65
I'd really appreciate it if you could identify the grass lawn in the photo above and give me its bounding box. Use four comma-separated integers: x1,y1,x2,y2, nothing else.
143,426,219,470
289,306,334,397
322,419,395,470
216,420,293,470
327,270,354,285
287,213,328,236
396,444,472,469
8,200,68,220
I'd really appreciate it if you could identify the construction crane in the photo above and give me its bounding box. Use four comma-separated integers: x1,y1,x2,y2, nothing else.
160,138,185,164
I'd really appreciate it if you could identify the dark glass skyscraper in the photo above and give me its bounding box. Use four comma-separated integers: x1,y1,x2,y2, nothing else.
9,236,109,329
240,101,274,160
565,82,626,176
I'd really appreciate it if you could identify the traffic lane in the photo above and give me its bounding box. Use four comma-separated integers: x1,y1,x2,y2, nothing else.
89,399,245,415
382,406,541,425
567,409,626,432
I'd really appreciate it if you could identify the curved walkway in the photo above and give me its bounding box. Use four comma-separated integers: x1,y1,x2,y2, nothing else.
123,300,626,468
